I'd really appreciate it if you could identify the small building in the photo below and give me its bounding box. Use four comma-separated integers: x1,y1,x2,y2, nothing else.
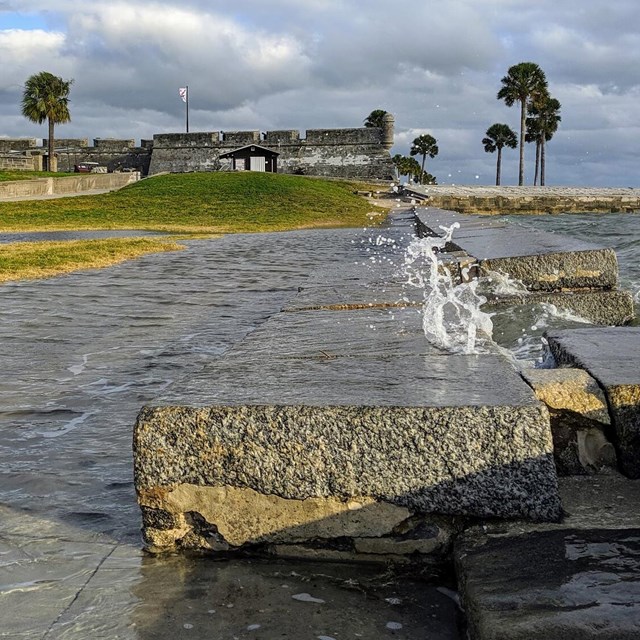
219,144,279,173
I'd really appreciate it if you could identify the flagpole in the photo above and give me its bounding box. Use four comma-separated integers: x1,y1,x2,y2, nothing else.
185,85,189,133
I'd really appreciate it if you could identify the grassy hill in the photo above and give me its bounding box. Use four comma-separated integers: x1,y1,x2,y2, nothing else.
0,172,385,233
0,172,387,282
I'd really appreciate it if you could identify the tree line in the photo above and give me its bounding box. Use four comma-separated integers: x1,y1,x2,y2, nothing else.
19,62,560,182
367,61,561,186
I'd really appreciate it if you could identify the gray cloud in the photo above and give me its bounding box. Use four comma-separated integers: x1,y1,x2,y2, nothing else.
0,0,638,186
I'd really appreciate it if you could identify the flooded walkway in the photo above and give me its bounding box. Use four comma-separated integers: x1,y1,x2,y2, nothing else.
0,222,460,638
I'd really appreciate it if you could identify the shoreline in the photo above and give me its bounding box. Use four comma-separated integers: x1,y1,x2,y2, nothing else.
400,184,640,214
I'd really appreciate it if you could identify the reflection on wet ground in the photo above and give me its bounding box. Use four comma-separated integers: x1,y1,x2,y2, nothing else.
0,230,167,244
0,220,460,638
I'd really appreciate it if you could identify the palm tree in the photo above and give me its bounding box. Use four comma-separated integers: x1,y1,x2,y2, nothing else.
525,117,543,186
482,123,517,185
364,109,389,128
406,157,436,184
391,153,405,178
526,94,561,186
21,71,73,172
497,62,547,185
410,134,438,184
391,154,426,183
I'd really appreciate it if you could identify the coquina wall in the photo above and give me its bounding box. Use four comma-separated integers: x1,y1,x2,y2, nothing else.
1,114,395,180
51,138,152,174
148,115,395,179
0,137,151,174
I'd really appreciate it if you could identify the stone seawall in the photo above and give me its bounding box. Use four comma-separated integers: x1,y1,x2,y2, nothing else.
0,171,140,199
403,185,640,214
414,206,634,326
133,209,576,562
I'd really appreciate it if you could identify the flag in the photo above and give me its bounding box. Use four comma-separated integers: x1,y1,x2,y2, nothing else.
179,87,188,102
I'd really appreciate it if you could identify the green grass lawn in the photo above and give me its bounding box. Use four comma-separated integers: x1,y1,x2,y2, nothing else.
0,172,386,282
0,170,76,182
0,172,385,233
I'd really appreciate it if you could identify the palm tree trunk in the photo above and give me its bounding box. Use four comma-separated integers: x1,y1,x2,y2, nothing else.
519,100,526,185
496,147,502,186
534,141,540,186
541,138,546,186
48,118,55,172
421,155,426,184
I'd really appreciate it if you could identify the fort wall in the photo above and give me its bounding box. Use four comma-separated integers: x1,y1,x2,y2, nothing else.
0,138,38,152
148,119,395,179
0,115,395,180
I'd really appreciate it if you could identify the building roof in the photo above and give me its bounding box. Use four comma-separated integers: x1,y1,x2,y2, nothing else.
219,144,280,158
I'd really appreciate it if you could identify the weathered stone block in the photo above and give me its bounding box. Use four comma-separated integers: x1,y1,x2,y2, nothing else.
415,207,620,292
0,138,38,152
43,138,88,148
153,132,220,147
134,399,561,548
484,290,634,326
522,368,617,475
93,138,135,150
139,484,410,550
546,327,640,478
455,474,640,640
522,368,610,424
264,130,300,144
134,302,561,555
305,128,381,145
480,250,618,292
222,130,260,144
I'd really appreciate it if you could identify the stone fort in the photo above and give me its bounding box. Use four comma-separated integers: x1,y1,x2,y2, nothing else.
0,113,395,180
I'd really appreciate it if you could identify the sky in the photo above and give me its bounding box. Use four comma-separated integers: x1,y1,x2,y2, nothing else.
1,0,639,187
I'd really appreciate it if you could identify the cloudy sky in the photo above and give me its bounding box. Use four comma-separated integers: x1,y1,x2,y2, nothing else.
1,0,639,186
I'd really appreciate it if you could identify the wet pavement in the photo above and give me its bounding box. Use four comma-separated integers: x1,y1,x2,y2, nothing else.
3,207,636,638
456,474,640,640
0,230,167,244
0,218,461,638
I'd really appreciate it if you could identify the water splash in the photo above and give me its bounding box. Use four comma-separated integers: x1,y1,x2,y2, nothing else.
478,269,530,297
492,302,592,367
401,223,493,354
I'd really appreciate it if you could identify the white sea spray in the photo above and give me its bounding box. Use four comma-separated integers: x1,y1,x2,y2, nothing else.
401,223,493,354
